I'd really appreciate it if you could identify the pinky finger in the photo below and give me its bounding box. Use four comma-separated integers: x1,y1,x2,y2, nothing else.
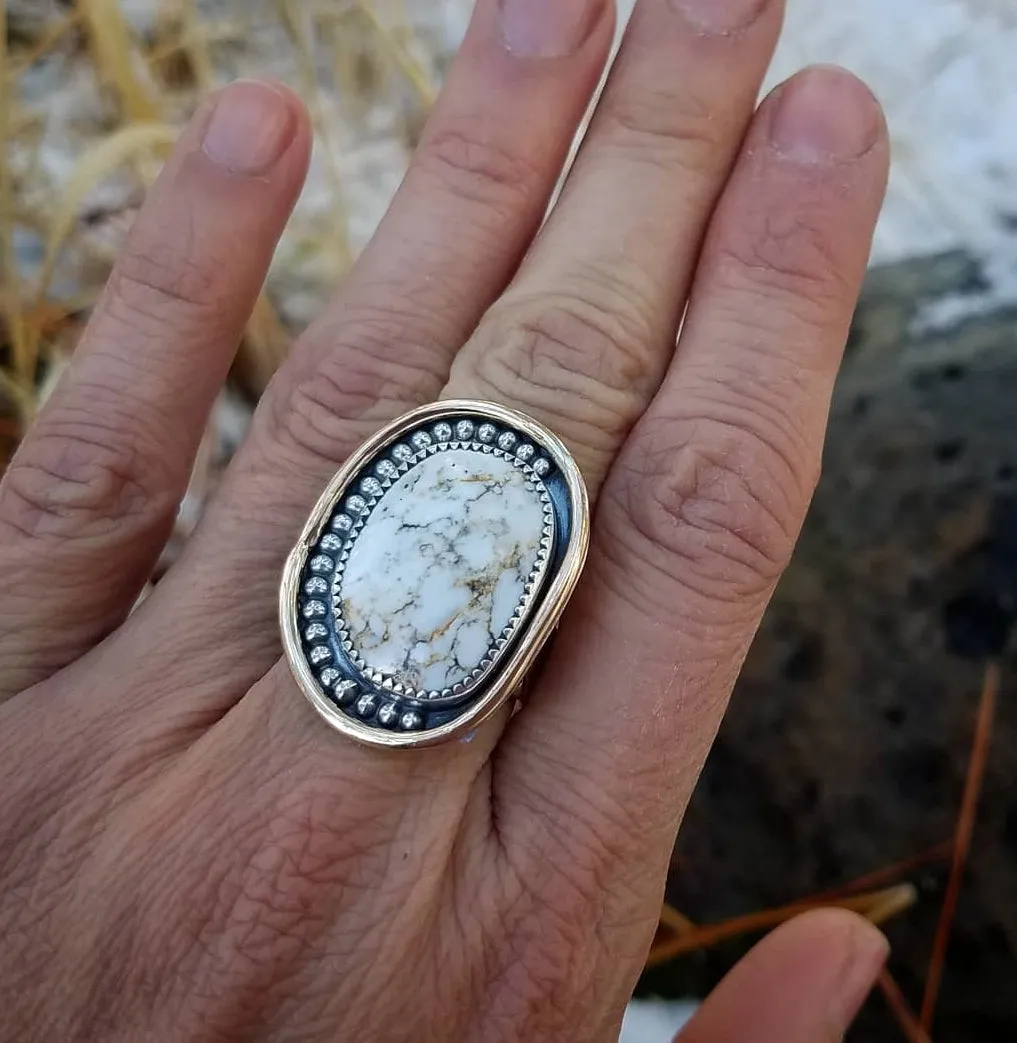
677,911,889,1043
0,80,311,698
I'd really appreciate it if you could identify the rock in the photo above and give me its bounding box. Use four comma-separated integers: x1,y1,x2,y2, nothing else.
339,448,552,694
645,252,1017,1041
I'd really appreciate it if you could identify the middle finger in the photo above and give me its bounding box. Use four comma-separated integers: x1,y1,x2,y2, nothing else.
244,0,785,750
448,0,785,488
240,0,788,804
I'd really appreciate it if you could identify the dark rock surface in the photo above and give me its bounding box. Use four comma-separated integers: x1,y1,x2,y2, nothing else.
643,252,1017,1041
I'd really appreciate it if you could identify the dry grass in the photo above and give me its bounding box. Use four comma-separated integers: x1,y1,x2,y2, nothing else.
1,0,440,561
0,0,438,466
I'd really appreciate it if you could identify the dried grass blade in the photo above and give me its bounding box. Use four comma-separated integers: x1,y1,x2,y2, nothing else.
807,841,954,904
77,0,159,121
34,122,177,307
0,0,30,390
355,0,436,107
275,0,353,273
658,904,696,935
919,662,999,1029
864,883,919,926
0,366,35,421
177,0,216,92
10,10,83,75
645,885,915,968
878,970,935,1043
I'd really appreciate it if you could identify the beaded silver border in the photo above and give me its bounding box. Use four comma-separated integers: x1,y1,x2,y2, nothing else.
281,399,590,750
316,425,555,702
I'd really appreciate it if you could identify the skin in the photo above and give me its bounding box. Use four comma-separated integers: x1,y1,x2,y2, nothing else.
0,1,892,1040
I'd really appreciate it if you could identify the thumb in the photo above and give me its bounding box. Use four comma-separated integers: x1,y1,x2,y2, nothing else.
676,910,889,1043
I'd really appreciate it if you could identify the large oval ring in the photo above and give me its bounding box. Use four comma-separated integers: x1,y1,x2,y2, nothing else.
280,400,590,749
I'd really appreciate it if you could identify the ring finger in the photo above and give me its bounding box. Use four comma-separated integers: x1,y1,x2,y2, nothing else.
199,0,791,891
450,0,785,488
241,0,787,755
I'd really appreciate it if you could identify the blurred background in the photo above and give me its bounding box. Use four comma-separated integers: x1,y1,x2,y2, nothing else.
2,2,1016,1041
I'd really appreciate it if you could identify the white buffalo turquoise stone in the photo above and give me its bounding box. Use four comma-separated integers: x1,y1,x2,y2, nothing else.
338,449,550,693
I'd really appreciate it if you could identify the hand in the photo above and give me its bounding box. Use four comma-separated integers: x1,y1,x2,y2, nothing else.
0,1,890,1040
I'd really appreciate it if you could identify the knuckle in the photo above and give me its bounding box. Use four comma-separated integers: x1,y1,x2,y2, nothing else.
264,316,445,468
107,229,225,335
615,415,811,607
416,122,541,214
599,82,725,173
466,290,655,454
710,206,849,319
0,397,177,542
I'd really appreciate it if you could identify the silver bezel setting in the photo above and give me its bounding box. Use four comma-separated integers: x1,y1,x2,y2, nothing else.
329,437,555,702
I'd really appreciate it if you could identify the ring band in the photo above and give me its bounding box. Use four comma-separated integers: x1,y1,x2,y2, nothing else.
280,400,590,749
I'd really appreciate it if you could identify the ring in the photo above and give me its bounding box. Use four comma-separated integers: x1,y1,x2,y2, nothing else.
280,400,590,749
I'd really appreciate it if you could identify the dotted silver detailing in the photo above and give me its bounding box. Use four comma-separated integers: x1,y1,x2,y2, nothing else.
334,680,359,706
400,711,424,731
319,668,341,689
296,411,563,734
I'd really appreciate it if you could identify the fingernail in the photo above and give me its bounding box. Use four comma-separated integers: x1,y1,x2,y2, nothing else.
669,0,769,35
499,0,605,58
201,79,297,174
770,66,882,164
833,927,890,1026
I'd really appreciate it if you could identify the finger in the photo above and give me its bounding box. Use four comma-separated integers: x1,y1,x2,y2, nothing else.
0,80,311,697
200,0,785,846
123,0,616,717
497,69,889,898
217,0,784,823
446,0,785,488
677,911,888,1043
